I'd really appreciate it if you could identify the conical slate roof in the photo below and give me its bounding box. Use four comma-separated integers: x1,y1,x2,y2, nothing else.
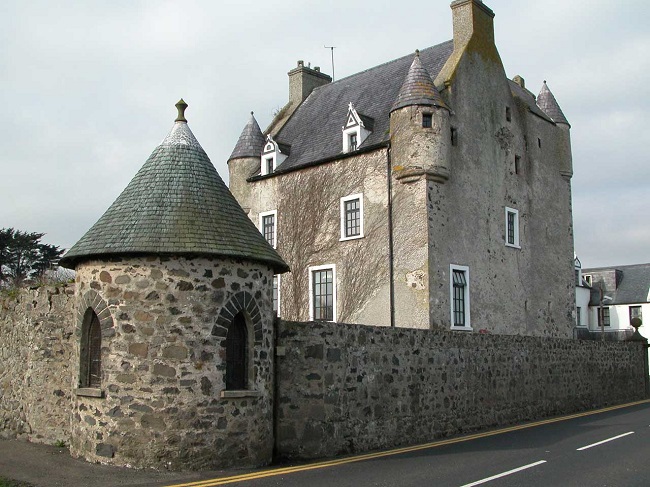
537,81,570,126
60,100,289,273
391,50,449,113
228,112,265,161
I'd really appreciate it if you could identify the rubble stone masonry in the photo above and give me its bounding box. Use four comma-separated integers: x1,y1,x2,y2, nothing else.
275,320,647,460
1,286,647,469
0,285,75,444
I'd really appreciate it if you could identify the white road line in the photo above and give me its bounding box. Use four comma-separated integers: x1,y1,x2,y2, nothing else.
458,460,547,487
576,431,635,451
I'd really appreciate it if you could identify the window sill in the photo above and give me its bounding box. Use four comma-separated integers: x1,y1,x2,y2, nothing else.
220,390,261,399
505,243,521,249
76,388,104,398
340,234,364,242
450,325,473,332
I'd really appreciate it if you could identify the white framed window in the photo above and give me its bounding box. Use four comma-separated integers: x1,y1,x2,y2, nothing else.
265,157,274,175
598,307,611,327
308,264,336,322
259,210,277,248
505,207,520,248
340,193,364,241
272,275,281,316
584,274,592,286
449,264,471,330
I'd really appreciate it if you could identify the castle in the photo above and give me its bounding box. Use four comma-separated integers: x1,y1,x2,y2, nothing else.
228,0,575,336
3,0,645,474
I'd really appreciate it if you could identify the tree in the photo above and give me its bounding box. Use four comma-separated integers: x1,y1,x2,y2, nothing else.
0,228,65,287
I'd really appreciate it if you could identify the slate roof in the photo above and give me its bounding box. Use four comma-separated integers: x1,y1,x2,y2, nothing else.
583,263,650,306
268,40,455,174
536,81,570,126
391,50,449,112
509,80,554,124
228,112,266,161
60,103,289,273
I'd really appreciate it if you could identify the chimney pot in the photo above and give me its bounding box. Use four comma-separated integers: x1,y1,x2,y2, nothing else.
314,66,320,72
297,60,304,67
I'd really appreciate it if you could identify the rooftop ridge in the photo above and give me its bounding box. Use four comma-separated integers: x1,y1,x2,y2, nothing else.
311,40,453,92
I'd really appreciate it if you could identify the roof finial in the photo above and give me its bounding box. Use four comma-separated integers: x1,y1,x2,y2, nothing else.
251,111,254,116
175,99,188,122
415,49,420,57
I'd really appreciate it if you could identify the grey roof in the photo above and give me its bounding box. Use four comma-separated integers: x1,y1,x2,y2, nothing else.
228,112,265,161
267,41,454,174
508,80,554,123
584,263,650,306
391,51,449,113
61,104,289,273
536,81,570,126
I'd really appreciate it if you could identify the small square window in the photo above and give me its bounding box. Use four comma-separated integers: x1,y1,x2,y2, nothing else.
422,113,432,128
340,194,364,240
505,207,520,248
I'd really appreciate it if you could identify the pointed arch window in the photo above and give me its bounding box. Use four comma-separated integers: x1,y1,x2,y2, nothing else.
80,308,102,389
226,312,248,390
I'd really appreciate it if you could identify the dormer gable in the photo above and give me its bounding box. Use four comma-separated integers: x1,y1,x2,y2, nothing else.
342,103,373,153
261,135,289,176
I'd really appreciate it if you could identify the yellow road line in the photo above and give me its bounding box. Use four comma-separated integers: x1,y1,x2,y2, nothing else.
166,399,650,487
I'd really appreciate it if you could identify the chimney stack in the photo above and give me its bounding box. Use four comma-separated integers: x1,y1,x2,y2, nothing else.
288,60,332,106
450,0,495,51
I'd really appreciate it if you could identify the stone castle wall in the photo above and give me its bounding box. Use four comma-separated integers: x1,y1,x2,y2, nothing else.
275,320,647,460
0,285,75,444
1,289,647,469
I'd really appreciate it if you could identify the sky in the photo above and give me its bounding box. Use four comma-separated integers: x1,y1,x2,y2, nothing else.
0,0,648,268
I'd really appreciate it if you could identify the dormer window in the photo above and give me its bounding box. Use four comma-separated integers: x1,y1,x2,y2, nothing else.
261,135,289,176
342,103,373,153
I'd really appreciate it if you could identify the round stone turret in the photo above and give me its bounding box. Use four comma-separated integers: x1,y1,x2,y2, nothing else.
61,101,287,470
390,51,452,183
537,81,572,179
228,111,267,212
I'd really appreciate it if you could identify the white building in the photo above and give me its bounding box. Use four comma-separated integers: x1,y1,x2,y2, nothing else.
575,262,649,341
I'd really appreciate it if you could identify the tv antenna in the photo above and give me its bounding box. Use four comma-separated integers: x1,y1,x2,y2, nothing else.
324,46,336,81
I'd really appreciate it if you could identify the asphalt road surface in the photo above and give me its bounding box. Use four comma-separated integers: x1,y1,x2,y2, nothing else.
2,401,649,486
165,401,650,487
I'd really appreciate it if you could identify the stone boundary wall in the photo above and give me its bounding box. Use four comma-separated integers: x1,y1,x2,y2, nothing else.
275,320,647,460
0,285,75,444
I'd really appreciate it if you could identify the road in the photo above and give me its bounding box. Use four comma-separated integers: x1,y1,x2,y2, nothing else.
166,401,650,487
